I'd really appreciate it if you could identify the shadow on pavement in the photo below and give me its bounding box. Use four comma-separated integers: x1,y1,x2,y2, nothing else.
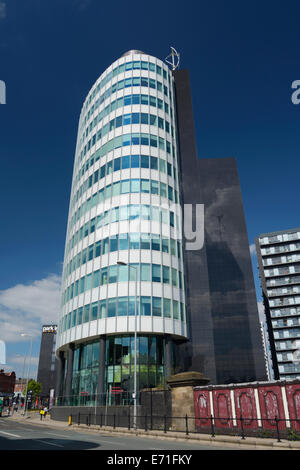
0,435,99,450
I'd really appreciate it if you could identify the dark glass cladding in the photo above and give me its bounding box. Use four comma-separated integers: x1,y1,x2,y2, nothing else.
37,330,58,398
173,70,267,384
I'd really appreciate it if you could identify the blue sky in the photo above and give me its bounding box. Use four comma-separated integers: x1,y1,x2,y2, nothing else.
0,0,299,378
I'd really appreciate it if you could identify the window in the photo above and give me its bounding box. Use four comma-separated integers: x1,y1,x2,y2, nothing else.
85,273,92,291
91,302,98,320
121,179,130,194
93,270,100,288
160,182,167,198
99,300,106,319
129,179,139,193
109,265,117,284
151,234,160,251
131,154,140,168
141,233,150,250
162,266,170,284
108,299,116,317
152,264,161,282
152,297,162,316
172,268,178,286
129,233,140,250
118,264,128,282
162,238,169,253
173,300,179,319
141,113,149,124
163,299,171,318
150,156,158,170
141,264,151,281
122,155,130,169
110,234,118,252
83,305,90,323
101,267,108,285
141,179,150,193
77,307,83,325
141,296,151,316
119,233,128,250
114,157,121,171
141,155,149,168
103,237,109,254
150,180,159,195
118,297,128,316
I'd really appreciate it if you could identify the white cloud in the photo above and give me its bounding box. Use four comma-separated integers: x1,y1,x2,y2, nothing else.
249,243,257,256
0,274,61,343
4,355,40,379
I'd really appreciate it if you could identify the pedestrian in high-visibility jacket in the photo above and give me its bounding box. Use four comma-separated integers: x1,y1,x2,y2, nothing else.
39,407,45,420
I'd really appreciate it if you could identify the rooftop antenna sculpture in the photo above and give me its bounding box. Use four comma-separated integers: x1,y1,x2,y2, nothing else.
165,47,180,71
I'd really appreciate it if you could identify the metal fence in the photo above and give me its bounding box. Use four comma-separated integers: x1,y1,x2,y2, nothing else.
68,411,300,442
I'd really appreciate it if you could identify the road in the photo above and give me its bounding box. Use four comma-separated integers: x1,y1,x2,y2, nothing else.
0,416,238,451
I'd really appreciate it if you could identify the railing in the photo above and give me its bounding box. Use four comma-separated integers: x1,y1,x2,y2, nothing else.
67,411,300,442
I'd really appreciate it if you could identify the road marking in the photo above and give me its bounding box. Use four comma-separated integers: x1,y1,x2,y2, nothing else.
45,432,68,438
100,440,127,446
0,430,21,438
35,439,64,448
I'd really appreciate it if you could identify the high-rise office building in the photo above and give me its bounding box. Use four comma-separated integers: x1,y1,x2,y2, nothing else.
55,50,266,407
256,228,300,380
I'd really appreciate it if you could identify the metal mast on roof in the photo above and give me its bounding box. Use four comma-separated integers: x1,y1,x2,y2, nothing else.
165,47,180,70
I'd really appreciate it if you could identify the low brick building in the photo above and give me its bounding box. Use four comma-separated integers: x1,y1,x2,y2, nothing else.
0,370,16,396
14,378,27,396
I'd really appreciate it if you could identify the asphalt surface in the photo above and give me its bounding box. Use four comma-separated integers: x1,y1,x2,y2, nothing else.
0,416,239,451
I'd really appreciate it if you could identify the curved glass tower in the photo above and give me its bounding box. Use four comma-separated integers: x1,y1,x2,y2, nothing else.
56,50,187,403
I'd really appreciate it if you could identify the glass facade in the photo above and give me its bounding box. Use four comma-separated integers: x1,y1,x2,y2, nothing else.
173,69,268,385
56,50,187,401
69,335,166,405
55,53,267,404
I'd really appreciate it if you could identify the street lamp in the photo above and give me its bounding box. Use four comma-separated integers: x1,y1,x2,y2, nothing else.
117,261,138,429
20,333,33,416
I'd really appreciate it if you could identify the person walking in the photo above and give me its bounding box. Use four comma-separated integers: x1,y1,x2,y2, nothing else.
39,406,45,421
43,406,48,419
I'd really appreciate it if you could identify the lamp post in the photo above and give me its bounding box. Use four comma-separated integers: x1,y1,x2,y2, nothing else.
20,333,33,416
117,261,138,429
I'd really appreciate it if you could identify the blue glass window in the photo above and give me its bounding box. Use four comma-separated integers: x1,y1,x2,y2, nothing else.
150,156,158,170
132,94,140,104
152,264,161,282
132,113,140,124
152,297,162,316
141,296,151,316
124,95,131,106
114,157,121,171
141,113,148,124
141,155,149,168
121,155,130,169
110,235,118,252
119,233,129,250
118,297,128,316
131,154,140,168
108,299,116,317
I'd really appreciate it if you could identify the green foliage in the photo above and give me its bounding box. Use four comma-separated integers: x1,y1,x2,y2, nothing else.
287,429,300,441
257,429,273,439
24,379,42,397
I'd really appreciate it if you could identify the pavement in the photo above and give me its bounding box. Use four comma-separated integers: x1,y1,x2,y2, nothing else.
5,409,300,450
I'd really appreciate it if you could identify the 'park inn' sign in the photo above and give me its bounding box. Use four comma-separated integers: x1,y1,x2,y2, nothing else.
42,325,57,334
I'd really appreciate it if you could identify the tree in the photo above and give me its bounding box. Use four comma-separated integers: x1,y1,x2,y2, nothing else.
24,380,42,398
